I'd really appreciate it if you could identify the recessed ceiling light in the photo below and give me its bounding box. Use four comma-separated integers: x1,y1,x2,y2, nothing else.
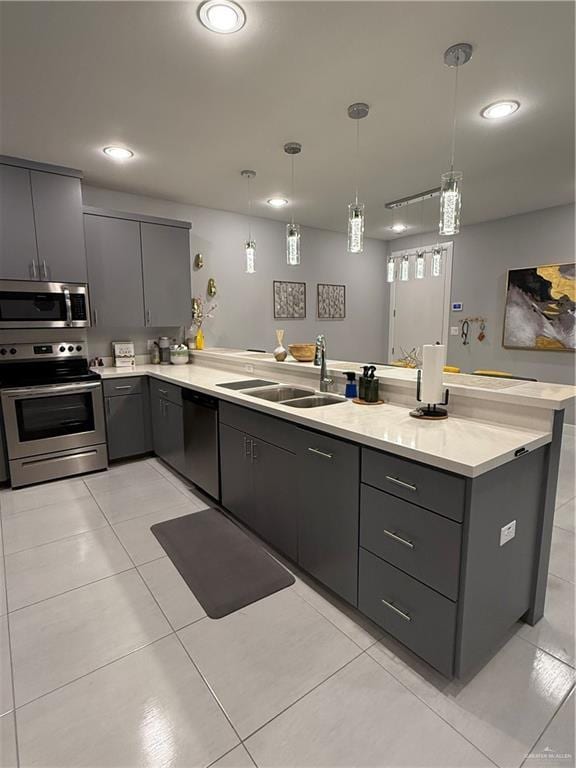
103,146,134,160
198,0,245,34
480,100,520,120
390,223,408,233
267,197,289,208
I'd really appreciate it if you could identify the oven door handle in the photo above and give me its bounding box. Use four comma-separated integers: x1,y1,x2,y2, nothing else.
1,382,101,398
64,289,73,327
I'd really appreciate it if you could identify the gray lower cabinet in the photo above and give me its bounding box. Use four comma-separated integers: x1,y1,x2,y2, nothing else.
0,159,86,283
141,222,192,327
0,406,9,483
295,432,360,605
0,164,38,279
105,395,150,461
219,421,298,561
151,388,185,475
84,214,144,327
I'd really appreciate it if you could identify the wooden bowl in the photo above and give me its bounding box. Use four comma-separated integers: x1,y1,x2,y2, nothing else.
288,343,316,362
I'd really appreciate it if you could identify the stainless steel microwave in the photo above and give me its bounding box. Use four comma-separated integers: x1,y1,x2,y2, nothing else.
0,280,90,329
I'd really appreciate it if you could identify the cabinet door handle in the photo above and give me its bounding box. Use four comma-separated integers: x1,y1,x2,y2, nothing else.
114,385,132,391
243,436,252,458
92,308,98,326
307,447,333,460
146,309,151,325
385,475,417,492
381,598,412,622
383,529,415,549
158,389,168,395
42,260,49,280
251,442,257,462
30,261,38,279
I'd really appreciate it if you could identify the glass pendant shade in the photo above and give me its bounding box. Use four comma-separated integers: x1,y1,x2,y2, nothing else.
439,171,462,235
386,256,395,283
245,240,255,274
286,223,301,266
415,250,425,279
431,247,443,277
347,203,365,253
400,254,410,281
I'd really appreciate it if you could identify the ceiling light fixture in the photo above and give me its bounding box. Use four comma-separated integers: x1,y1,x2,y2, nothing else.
267,197,289,208
241,170,256,274
102,146,134,160
346,102,369,254
439,42,472,237
481,100,520,120
389,223,408,234
198,0,245,34
284,142,302,266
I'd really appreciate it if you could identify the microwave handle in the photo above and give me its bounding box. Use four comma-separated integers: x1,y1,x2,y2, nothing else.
64,288,73,326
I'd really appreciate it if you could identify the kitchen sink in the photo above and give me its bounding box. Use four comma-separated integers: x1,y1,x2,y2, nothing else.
243,385,315,402
217,379,278,390
284,394,347,408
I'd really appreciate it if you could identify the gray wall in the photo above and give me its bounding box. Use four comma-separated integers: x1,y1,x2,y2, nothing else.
392,204,575,387
82,186,389,363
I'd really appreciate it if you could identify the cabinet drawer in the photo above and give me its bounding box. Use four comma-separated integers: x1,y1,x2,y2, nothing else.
103,377,143,397
150,378,182,407
359,548,456,677
362,448,466,522
219,401,301,453
360,484,461,600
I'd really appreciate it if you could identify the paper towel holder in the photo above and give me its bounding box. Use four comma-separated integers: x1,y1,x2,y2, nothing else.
410,369,450,420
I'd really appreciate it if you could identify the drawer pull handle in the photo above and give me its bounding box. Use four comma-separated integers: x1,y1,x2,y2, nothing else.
308,447,333,460
243,436,252,458
385,475,417,492
381,598,412,622
114,385,132,390
158,389,168,395
383,529,415,549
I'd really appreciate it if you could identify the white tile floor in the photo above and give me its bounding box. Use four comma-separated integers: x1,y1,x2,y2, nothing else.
0,435,574,768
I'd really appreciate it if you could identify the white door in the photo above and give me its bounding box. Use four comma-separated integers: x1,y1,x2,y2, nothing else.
388,242,453,362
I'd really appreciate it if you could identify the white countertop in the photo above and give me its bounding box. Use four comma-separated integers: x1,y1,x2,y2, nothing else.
97,362,554,478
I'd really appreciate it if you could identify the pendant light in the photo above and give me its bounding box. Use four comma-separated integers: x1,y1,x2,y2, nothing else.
284,142,302,266
439,42,472,236
240,169,256,273
346,102,369,253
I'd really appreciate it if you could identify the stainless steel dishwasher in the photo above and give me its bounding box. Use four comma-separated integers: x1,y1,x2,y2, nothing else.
182,389,219,499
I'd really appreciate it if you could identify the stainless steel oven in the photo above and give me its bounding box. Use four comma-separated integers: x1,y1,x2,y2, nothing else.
0,341,107,487
0,280,90,329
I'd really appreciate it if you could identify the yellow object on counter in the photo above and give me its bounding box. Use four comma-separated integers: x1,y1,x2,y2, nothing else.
443,365,461,373
196,328,205,350
473,369,513,378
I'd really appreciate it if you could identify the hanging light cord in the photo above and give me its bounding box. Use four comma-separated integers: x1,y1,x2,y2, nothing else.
247,175,252,242
290,155,295,227
355,118,360,205
449,55,460,171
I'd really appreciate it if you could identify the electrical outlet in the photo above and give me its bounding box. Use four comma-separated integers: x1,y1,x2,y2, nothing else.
500,520,516,547
450,326,459,336
245,363,254,373
146,339,156,351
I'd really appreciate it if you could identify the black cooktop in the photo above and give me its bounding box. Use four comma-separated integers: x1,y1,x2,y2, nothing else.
0,359,101,388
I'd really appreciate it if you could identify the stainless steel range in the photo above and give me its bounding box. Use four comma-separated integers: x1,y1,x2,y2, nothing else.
0,340,107,487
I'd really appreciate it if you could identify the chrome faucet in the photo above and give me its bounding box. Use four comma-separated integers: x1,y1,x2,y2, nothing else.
319,344,333,392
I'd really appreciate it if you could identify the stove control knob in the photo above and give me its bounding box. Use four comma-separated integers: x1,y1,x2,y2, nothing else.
76,345,82,352
68,345,74,352
9,348,17,355
0,349,6,356
59,346,66,353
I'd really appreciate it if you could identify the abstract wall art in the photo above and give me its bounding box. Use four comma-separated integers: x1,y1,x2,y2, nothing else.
273,281,306,319
502,263,575,351
317,283,346,320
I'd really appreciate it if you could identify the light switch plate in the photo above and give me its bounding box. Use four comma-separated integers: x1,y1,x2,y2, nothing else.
500,520,516,546
450,326,459,336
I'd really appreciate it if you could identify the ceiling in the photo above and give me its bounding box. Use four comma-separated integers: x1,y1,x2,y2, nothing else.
0,1,574,240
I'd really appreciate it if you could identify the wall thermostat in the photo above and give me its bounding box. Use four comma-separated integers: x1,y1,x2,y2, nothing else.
500,520,516,547
451,302,463,311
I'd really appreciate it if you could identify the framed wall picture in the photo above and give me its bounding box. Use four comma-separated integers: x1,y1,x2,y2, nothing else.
317,283,346,319
273,280,306,319
502,263,575,351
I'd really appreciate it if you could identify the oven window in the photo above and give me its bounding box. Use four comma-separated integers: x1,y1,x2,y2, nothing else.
0,292,67,322
15,393,95,442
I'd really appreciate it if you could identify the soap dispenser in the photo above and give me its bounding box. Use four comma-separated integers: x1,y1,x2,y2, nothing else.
344,371,358,399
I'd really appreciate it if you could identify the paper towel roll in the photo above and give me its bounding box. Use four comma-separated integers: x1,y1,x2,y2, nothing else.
420,344,446,404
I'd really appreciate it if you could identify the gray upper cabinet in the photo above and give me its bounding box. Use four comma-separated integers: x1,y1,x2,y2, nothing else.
0,157,86,283
84,214,144,327
0,164,38,279
30,171,87,283
141,222,191,327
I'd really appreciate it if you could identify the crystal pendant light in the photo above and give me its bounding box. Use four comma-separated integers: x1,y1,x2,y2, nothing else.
240,170,256,274
386,255,395,283
432,246,443,277
400,254,410,281
346,102,369,253
439,43,472,236
284,142,302,265
415,250,425,279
